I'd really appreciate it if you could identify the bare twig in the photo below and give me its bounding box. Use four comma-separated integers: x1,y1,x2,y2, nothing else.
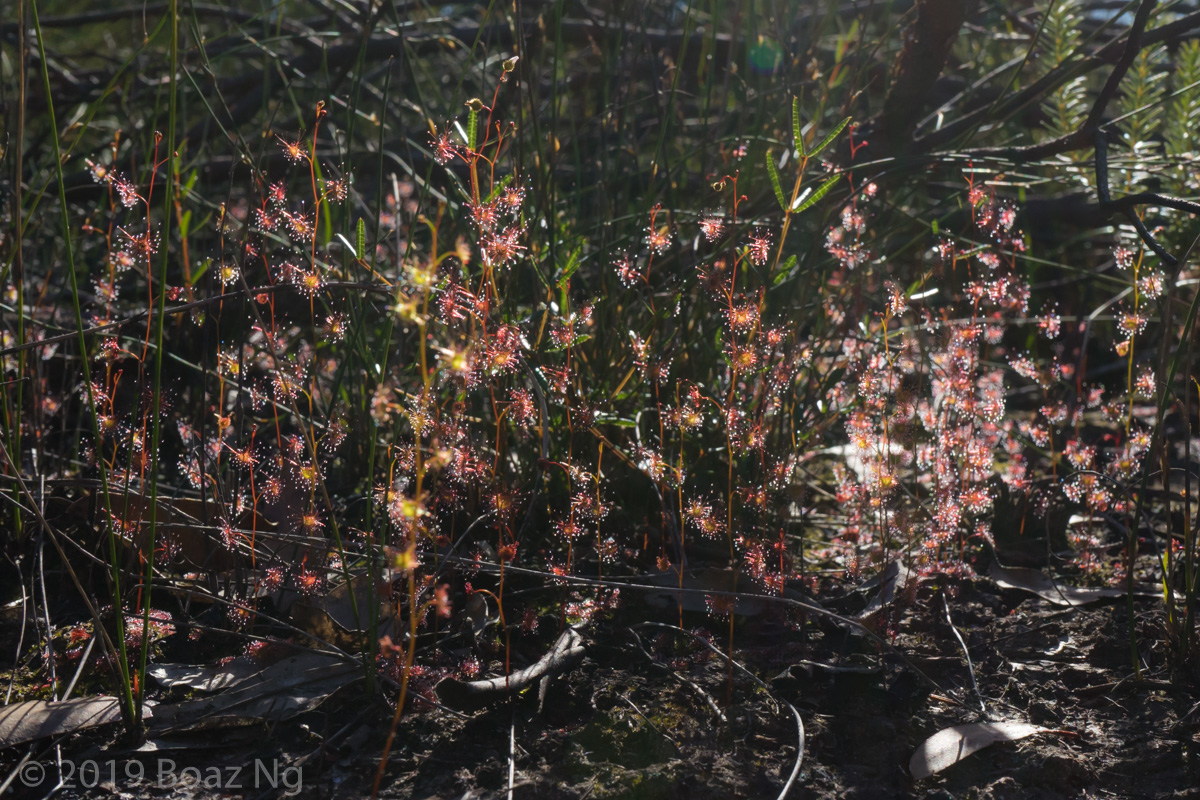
3,555,28,705
916,1,1200,155
941,592,986,716
434,625,586,712
921,0,1200,268
36,531,59,701
876,0,967,151
632,622,805,800
625,626,726,723
507,706,517,800
449,558,945,691
0,437,126,700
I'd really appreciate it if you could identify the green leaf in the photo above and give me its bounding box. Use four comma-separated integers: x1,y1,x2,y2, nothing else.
356,218,366,260
312,160,333,245
766,151,787,212
772,255,798,286
793,97,804,155
597,416,637,428
467,107,479,152
543,333,591,353
807,116,851,159
529,255,551,290
556,244,584,288
189,258,210,286
792,174,841,215
835,19,858,64
485,173,514,204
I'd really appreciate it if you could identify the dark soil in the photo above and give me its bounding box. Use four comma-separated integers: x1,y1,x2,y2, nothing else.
3,575,1199,799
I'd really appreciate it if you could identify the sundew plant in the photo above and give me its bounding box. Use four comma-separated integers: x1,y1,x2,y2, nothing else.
3,0,1200,794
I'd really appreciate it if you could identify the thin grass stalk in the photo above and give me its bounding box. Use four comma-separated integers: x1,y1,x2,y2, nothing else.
30,0,136,726
1127,228,1200,674
135,0,178,726
357,27,396,698
1186,377,1198,655
357,62,396,695
1,15,166,285
8,0,28,544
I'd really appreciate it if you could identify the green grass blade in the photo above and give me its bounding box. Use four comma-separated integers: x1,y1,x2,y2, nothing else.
137,0,179,726
467,106,479,152
30,0,135,726
766,150,787,212
793,97,804,155
793,174,842,214
807,116,852,159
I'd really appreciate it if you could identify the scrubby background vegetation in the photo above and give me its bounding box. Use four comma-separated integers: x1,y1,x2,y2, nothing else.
2,0,1200,796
